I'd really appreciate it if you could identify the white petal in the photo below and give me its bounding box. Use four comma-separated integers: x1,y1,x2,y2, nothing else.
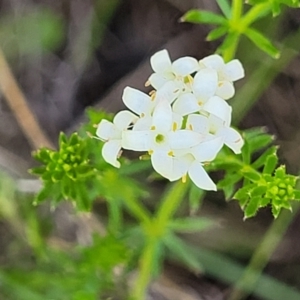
172,57,199,76
168,130,203,149
102,140,122,168
152,100,172,132
133,116,152,131
188,161,216,191
151,150,173,180
193,69,218,101
202,96,231,123
200,54,224,71
173,93,199,116
114,110,138,130
207,114,225,133
168,155,192,181
96,120,118,141
172,112,183,130
156,81,180,103
215,81,235,100
150,49,172,74
122,87,153,116
218,127,244,154
148,73,169,90
186,114,209,134
224,59,245,81
122,131,151,151
191,137,223,162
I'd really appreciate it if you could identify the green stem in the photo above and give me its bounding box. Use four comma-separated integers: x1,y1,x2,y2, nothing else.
156,180,190,226
222,0,243,61
107,199,122,233
228,205,299,300
132,181,189,300
123,196,151,224
132,237,159,300
241,3,271,28
232,0,243,23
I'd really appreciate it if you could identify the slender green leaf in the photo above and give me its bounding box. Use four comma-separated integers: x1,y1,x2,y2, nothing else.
218,31,240,50
168,217,214,233
248,132,274,153
216,0,232,18
234,185,251,208
251,146,278,169
163,233,203,272
188,182,205,214
243,127,268,140
181,9,227,25
240,166,262,182
244,27,280,58
250,185,267,197
151,241,165,279
263,154,278,174
244,196,261,219
218,173,242,200
260,196,270,207
241,3,271,27
206,26,228,41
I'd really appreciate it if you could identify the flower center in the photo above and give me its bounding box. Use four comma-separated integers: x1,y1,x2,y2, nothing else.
155,134,165,144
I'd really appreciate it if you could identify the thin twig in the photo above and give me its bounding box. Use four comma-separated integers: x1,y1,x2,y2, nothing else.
0,48,54,150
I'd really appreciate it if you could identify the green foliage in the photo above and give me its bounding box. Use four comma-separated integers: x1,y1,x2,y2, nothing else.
216,0,232,18
188,181,205,214
1,233,130,300
213,128,300,218
244,27,280,58
31,109,147,213
247,0,300,16
180,9,227,25
31,132,98,210
181,0,286,59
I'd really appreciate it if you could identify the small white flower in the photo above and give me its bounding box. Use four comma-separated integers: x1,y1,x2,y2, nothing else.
96,110,138,168
167,137,223,191
199,54,244,100
122,87,156,118
122,100,203,180
187,113,244,154
122,83,182,131
147,49,199,92
172,68,232,121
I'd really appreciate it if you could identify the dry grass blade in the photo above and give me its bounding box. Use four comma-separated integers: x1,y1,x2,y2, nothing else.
0,48,54,150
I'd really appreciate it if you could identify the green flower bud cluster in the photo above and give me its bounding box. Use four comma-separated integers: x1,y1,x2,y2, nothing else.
264,166,298,217
32,132,92,182
235,165,300,219
31,132,97,210
213,128,300,219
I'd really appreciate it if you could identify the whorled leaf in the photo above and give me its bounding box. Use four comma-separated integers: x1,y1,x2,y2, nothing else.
181,9,228,25
244,27,280,58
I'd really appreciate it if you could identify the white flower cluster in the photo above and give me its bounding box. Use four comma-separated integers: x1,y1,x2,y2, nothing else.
97,49,244,191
